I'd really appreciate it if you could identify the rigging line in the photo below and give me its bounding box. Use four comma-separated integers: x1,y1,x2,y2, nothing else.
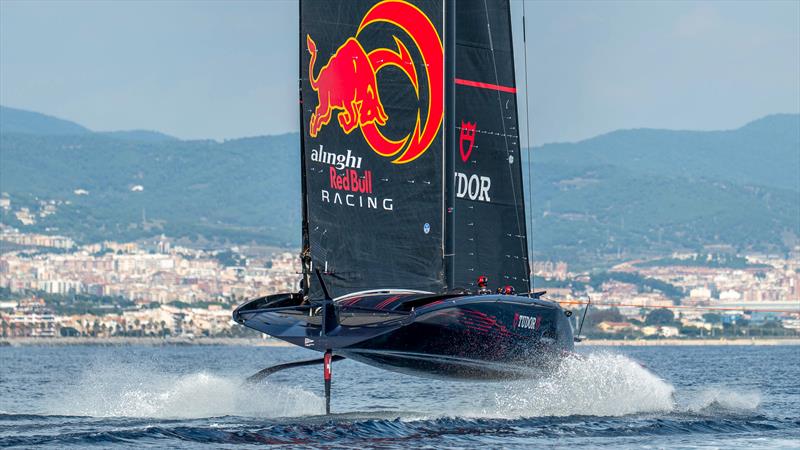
482,0,529,285
522,0,534,288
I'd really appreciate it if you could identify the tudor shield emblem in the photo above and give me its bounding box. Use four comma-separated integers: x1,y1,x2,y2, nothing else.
459,121,476,163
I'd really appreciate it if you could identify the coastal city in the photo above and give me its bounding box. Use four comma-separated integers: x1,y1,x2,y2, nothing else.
1,224,798,340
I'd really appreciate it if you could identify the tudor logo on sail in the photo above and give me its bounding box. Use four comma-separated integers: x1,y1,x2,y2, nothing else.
455,172,491,202
306,0,443,164
455,120,492,202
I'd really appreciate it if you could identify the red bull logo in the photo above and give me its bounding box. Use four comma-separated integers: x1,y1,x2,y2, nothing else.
306,0,443,164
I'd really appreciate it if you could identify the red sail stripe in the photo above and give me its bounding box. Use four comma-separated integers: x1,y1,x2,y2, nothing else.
455,78,517,93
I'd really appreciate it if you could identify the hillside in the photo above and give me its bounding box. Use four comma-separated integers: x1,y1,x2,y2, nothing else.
534,114,800,192
0,106,90,135
528,114,800,266
1,107,797,267
0,105,177,142
527,162,798,266
0,132,300,246
97,130,178,143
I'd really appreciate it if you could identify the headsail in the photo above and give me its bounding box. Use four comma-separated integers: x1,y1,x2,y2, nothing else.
300,0,446,297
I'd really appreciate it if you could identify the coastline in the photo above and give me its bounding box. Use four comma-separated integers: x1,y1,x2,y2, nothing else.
2,336,799,347
578,338,800,346
0,336,290,347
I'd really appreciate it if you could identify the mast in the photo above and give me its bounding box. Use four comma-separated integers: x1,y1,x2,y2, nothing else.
443,0,456,291
298,0,311,296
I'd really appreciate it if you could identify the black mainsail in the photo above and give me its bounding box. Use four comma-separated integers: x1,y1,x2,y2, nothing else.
300,0,528,297
300,0,446,298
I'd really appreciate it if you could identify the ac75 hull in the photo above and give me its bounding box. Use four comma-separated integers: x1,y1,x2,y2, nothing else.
233,292,574,380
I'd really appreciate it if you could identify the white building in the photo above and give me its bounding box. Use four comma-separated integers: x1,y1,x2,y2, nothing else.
689,287,711,300
719,289,742,302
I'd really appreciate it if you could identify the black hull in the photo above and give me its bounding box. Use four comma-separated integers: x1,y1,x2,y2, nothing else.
234,292,574,380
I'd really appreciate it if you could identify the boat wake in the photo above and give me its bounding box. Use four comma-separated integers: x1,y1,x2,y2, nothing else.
5,351,787,448
49,363,323,419
474,351,763,419
41,351,760,422
683,387,762,415
479,351,676,418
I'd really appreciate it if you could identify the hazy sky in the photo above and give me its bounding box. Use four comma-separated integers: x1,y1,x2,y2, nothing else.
1,0,798,144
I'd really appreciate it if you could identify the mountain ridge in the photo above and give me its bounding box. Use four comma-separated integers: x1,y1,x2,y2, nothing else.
4,103,797,146
0,105,178,142
1,106,797,267
534,113,799,192
0,105,90,135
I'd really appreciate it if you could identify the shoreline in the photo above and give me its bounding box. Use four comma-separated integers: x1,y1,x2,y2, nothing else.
578,337,800,346
0,336,290,347
2,336,799,347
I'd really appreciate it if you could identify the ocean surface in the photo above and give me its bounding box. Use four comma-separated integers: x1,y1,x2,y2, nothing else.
1,344,798,448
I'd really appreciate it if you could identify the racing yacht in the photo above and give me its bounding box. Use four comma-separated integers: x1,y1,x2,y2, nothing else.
234,0,574,413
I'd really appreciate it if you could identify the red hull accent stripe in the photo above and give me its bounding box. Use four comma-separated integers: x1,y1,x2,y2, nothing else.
455,78,517,94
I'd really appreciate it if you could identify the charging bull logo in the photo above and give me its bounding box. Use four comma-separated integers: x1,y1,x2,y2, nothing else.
306,0,443,164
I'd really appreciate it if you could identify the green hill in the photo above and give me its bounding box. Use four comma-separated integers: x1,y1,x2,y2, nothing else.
527,162,798,267
97,130,178,143
0,106,90,135
0,106,177,142
526,114,800,267
1,107,797,267
0,131,300,246
533,114,799,192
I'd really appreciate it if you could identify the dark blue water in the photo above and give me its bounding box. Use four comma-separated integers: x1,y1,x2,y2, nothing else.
1,344,798,448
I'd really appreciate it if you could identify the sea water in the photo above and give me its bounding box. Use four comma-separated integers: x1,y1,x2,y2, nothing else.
1,344,798,448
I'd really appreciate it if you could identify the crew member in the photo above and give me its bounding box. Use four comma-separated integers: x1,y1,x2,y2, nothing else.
477,276,491,295
298,278,309,305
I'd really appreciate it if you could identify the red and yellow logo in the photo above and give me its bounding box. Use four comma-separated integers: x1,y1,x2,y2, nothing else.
306,0,443,164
